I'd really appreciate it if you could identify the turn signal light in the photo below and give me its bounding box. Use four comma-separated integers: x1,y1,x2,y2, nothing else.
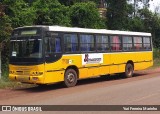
31,72,43,76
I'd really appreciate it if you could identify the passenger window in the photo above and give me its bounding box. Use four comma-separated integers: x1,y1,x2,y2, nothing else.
45,33,61,53
96,35,109,52
64,34,78,52
143,37,151,50
80,34,95,52
110,36,122,51
45,32,62,63
133,37,142,50
122,36,133,51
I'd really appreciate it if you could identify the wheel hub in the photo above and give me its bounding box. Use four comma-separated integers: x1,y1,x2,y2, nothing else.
127,67,132,75
67,73,74,83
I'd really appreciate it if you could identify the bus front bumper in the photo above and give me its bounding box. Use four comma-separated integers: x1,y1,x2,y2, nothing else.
9,74,45,84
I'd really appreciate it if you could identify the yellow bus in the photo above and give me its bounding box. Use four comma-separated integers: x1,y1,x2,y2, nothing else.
9,26,153,87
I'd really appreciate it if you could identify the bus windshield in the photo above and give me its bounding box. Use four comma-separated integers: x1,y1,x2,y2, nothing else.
10,36,42,58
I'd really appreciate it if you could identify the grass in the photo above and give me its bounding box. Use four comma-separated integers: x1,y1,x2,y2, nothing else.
0,79,22,89
152,58,160,68
0,78,35,89
152,48,160,68
0,70,34,89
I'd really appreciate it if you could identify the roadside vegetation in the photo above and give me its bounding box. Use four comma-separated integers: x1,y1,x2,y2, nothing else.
0,69,34,89
153,49,160,68
0,0,160,89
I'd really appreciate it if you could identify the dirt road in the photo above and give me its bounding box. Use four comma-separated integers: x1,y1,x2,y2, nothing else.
0,68,160,113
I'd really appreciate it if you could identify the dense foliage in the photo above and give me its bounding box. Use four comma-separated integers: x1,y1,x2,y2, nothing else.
70,2,105,28
0,0,160,73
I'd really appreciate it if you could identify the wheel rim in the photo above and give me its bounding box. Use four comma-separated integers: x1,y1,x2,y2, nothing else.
127,66,132,76
67,72,75,84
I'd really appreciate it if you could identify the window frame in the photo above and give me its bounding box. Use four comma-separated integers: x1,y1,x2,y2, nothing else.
63,33,79,53
44,31,63,63
45,31,152,54
122,35,133,52
109,35,122,52
79,33,96,53
133,36,143,51
143,36,152,51
95,34,110,53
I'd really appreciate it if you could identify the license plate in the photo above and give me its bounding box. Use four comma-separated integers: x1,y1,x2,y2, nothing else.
18,76,29,82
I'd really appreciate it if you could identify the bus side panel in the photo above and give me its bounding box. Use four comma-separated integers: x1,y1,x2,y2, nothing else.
80,54,110,78
87,67,99,77
44,70,64,84
79,68,88,79
99,66,110,75
44,61,65,84
118,64,126,73
99,54,110,75
110,53,122,74
109,51,153,73
44,55,82,83
110,65,119,74
43,51,153,84
134,61,153,71
134,52,153,71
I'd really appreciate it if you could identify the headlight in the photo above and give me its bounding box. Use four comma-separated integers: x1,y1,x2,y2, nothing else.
9,71,15,74
31,72,43,76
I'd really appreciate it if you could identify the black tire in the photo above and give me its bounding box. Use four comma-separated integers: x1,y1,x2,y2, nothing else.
124,63,134,78
64,69,77,87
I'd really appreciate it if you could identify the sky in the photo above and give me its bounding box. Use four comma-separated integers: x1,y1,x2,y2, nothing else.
149,0,160,12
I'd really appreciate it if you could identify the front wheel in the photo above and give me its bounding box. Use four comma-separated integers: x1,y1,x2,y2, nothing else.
64,69,77,87
124,63,134,78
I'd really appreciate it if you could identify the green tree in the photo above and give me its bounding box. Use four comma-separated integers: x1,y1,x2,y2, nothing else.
0,16,12,43
106,0,128,30
0,3,12,46
138,8,160,48
0,2,12,78
33,0,70,26
129,16,145,32
70,2,105,28
58,0,100,6
3,0,36,28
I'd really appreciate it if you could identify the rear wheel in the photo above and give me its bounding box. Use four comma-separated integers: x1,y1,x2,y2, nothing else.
124,63,134,78
64,69,77,87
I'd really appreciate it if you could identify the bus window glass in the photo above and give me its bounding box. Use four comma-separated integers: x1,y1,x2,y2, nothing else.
45,34,61,54
80,34,94,52
96,35,109,51
110,36,122,51
122,36,133,51
133,37,142,50
55,38,61,53
143,37,151,50
10,37,42,58
64,34,78,52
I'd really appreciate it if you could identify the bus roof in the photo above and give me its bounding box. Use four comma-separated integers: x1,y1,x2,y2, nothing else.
15,25,151,37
